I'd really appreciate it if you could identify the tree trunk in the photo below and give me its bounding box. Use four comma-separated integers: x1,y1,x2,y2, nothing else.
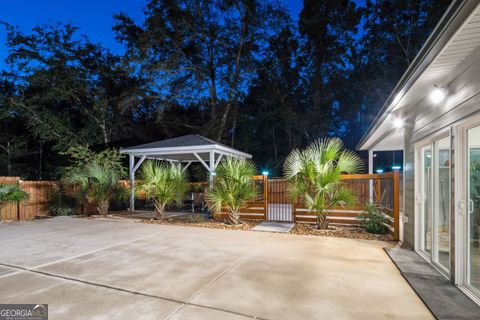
316,211,329,229
38,141,43,180
96,200,110,216
154,201,166,220
227,208,241,225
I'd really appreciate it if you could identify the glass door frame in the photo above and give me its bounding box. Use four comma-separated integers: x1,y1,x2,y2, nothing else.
454,115,480,305
414,129,451,277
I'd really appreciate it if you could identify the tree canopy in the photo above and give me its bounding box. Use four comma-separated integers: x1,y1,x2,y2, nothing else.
0,0,451,179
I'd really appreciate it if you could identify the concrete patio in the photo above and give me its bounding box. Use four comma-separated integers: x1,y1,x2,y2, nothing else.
0,217,433,319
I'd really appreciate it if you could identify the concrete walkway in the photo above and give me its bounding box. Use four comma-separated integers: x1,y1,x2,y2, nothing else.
0,217,433,320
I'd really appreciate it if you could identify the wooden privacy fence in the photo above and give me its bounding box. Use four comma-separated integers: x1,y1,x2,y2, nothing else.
292,171,401,240
0,177,99,220
1,172,400,240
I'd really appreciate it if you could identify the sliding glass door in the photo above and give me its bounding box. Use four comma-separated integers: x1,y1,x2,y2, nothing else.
467,125,480,293
418,136,451,272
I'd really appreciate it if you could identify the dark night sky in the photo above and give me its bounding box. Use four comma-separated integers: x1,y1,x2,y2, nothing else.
0,1,303,69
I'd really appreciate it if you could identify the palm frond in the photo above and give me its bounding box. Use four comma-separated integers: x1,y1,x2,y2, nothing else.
206,157,258,217
283,137,361,228
0,184,29,204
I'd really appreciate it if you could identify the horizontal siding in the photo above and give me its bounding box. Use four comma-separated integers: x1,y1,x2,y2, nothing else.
403,127,416,248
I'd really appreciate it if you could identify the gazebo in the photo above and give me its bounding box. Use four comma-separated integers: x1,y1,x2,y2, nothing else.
120,134,252,211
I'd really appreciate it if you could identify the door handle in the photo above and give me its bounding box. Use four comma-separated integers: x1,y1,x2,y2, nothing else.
468,199,475,214
459,199,466,215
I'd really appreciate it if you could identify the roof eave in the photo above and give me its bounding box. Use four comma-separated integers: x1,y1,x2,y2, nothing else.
356,0,471,150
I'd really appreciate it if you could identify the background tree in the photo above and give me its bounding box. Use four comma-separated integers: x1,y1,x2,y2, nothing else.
113,0,290,141
0,1,452,179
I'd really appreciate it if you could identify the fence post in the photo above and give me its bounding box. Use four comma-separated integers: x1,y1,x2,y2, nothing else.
375,178,381,203
16,180,21,221
393,170,400,241
263,174,268,220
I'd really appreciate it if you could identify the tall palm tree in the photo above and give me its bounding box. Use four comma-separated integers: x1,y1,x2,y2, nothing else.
137,161,188,219
206,157,258,225
284,138,362,229
64,163,124,215
0,184,29,207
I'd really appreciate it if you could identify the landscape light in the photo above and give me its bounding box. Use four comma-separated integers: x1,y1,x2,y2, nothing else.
392,166,401,170
430,86,447,104
376,169,384,174
262,171,269,176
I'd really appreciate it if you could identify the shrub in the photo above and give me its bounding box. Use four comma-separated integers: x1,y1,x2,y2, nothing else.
359,202,389,234
137,161,188,219
206,157,258,225
63,163,126,215
284,138,362,229
48,187,77,216
187,213,207,223
0,184,29,206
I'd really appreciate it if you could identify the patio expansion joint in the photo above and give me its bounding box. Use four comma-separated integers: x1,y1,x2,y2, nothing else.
164,232,275,320
0,260,272,320
0,230,159,281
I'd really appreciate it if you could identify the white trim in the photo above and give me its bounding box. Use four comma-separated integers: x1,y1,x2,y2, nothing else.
121,144,252,159
182,161,192,172
132,155,146,172
214,154,223,168
193,152,211,172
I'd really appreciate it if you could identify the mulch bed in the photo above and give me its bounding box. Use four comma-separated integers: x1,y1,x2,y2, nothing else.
139,215,260,231
86,212,394,241
291,223,393,241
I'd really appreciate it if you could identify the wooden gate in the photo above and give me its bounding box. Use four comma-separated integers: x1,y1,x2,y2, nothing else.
267,178,293,222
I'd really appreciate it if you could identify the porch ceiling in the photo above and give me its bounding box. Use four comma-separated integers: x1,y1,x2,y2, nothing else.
358,1,480,151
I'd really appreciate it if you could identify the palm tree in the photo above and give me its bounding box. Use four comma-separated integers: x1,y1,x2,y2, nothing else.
284,138,362,229
137,161,188,219
64,163,124,215
0,184,29,208
206,157,258,225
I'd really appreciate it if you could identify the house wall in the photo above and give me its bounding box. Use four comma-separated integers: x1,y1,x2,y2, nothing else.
402,48,480,267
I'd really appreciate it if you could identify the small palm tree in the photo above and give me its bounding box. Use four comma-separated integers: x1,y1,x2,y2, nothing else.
206,157,258,225
0,184,29,207
137,161,188,219
284,138,362,229
64,163,124,215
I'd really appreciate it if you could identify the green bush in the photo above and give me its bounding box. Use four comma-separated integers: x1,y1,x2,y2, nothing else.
359,202,389,234
0,184,29,205
48,188,77,216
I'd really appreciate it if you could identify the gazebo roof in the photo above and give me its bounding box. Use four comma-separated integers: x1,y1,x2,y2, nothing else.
122,134,253,211
121,134,252,162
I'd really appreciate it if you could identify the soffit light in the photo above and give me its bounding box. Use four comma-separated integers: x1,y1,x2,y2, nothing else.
430,86,447,104
393,117,404,129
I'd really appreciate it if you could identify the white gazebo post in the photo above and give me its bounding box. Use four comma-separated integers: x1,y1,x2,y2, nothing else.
129,154,146,212
129,155,135,211
209,150,215,189
368,149,374,202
